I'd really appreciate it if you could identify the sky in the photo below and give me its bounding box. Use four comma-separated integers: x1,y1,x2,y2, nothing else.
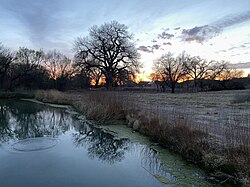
0,0,250,75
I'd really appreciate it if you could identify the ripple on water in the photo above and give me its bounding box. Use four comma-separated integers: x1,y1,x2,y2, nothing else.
11,137,59,152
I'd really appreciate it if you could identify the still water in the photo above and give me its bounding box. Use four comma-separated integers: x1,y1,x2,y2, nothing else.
0,99,212,187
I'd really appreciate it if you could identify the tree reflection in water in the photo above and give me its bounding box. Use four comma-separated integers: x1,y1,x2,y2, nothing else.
0,104,14,143
0,99,71,141
73,120,174,182
73,122,129,164
139,145,175,182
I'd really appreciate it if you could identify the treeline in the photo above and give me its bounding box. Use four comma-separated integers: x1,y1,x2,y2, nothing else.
0,46,90,91
151,52,246,93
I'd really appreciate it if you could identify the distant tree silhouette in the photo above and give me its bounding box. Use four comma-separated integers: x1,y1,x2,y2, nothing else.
149,73,166,92
44,50,75,90
69,70,90,89
0,44,13,90
115,69,133,86
219,68,244,80
9,47,44,90
183,55,226,89
74,60,102,87
153,52,187,93
74,21,140,89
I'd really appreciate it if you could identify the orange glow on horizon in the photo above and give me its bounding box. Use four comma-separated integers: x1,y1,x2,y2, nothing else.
134,72,151,83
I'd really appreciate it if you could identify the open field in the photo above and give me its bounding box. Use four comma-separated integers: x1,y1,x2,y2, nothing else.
116,90,250,144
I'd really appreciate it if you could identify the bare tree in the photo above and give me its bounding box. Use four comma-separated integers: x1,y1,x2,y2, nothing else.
208,61,227,80
44,50,75,90
74,21,140,89
0,44,13,89
149,72,166,92
87,67,103,87
218,68,244,80
73,59,102,87
153,52,187,93
183,56,226,89
9,47,44,90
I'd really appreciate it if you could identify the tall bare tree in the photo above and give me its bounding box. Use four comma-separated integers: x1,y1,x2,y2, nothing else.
153,52,187,93
74,21,140,89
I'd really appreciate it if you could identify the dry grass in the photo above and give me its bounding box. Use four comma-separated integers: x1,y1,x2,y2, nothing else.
71,92,126,123
138,114,209,164
34,90,71,104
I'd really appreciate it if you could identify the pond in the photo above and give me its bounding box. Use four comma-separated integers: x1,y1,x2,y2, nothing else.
0,99,213,187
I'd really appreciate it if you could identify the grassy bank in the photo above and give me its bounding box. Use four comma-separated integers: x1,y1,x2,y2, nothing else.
31,90,250,186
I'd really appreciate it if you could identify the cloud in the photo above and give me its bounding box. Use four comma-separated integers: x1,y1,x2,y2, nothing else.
216,49,227,53
163,42,172,45
158,31,174,39
228,62,250,69
228,44,247,51
137,44,161,53
228,46,238,50
152,44,160,50
2,0,61,48
181,11,250,43
161,27,169,31
137,46,153,53
181,25,219,43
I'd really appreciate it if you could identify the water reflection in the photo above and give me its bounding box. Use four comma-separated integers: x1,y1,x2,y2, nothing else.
0,104,14,143
73,122,129,163
0,100,71,140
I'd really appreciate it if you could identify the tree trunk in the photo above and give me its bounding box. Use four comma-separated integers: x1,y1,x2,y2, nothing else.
0,75,4,90
194,79,199,92
171,82,175,93
105,71,113,90
194,79,197,88
94,75,101,87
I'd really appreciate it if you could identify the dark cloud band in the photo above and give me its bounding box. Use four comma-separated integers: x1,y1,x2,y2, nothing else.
181,11,250,43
